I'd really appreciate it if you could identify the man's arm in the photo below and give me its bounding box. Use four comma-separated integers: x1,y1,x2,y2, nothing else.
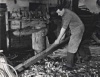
54,27,66,44
54,12,72,44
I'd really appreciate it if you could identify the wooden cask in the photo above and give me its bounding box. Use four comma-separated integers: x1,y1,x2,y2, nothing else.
32,21,47,54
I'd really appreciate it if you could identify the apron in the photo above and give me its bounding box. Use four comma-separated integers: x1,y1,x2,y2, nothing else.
66,25,84,53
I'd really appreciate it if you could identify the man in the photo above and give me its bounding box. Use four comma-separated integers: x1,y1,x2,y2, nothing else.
54,5,85,70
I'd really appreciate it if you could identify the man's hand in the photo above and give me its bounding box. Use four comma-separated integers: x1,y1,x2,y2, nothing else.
54,39,60,44
54,27,66,44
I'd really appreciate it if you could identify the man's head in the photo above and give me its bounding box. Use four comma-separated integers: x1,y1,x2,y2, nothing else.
56,5,65,16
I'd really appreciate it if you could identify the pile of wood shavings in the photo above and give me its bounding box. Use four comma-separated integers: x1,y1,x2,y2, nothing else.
19,56,100,77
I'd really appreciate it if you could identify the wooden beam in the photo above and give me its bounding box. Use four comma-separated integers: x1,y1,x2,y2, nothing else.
15,37,69,72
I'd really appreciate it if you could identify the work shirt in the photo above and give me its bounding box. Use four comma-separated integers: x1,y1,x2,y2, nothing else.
62,9,84,34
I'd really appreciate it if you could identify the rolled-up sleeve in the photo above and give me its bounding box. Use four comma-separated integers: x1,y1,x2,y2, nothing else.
62,13,72,29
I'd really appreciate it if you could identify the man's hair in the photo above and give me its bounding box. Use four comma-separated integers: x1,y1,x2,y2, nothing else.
97,0,100,6
56,4,65,10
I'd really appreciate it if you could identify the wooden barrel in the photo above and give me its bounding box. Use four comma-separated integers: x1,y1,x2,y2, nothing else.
32,22,47,54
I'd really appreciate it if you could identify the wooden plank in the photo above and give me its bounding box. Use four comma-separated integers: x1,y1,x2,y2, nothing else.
15,37,69,72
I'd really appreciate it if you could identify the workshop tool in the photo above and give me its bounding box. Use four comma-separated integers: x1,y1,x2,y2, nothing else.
15,36,70,72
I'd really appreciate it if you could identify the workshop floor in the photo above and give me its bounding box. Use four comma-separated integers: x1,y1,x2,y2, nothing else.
6,49,35,66
18,55,100,77
6,39,100,77
19,43,100,77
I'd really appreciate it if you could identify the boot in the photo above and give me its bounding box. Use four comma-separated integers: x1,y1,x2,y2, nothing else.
63,52,75,70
